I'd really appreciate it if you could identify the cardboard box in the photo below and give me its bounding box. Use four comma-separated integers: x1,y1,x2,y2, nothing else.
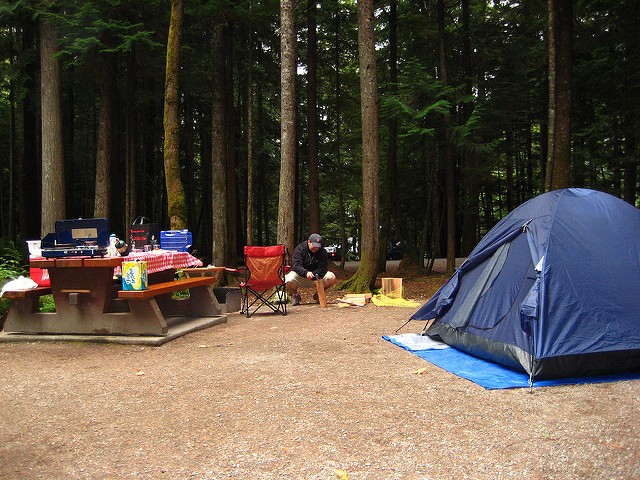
122,261,148,290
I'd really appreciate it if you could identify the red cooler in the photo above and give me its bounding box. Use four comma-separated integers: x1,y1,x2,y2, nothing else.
29,257,50,287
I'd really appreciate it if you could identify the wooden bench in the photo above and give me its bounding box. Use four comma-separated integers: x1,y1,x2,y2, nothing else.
118,276,216,300
2,286,52,300
2,287,53,331
114,276,223,330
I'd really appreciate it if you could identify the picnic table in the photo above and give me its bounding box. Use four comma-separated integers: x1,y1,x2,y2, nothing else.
2,251,226,337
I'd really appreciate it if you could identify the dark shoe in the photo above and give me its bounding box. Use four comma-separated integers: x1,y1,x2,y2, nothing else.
292,293,301,306
313,292,319,302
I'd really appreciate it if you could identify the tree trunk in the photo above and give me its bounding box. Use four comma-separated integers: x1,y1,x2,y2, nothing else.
224,25,239,262
124,49,137,232
340,0,379,292
545,0,572,191
163,0,187,229
211,23,228,266
460,0,479,256
333,4,347,268
94,52,116,219
246,23,255,246
40,17,66,236
437,0,456,274
19,20,40,239
307,0,321,234
378,0,399,272
277,0,297,255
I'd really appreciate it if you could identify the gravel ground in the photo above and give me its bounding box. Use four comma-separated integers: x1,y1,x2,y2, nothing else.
0,269,638,480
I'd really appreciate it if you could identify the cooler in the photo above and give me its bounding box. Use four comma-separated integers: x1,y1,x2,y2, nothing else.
160,230,192,252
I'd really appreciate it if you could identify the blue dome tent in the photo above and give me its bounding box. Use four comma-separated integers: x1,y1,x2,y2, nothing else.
411,188,640,382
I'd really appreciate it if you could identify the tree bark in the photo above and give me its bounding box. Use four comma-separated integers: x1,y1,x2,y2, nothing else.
163,0,187,229
212,23,228,266
545,0,572,191
246,20,255,246
277,0,297,255
307,0,321,234
460,0,479,256
224,25,239,262
124,49,138,231
40,17,66,236
437,0,456,274
94,52,116,219
378,0,398,272
340,0,379,292
333,3,347,268
19,20,40,239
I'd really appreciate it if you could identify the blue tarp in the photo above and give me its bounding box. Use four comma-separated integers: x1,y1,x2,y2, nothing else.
383,334,640,389
411,189,640,380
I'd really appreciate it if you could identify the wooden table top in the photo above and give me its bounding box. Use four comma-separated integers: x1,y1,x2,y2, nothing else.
30,256,124,269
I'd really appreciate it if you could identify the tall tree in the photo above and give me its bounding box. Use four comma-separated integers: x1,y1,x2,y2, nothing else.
163,0,187,229
333,1,348,268
124,49,138,232
224,24,239,261
437,0,456,273
307,0,321,233
40,13,66,235
379,0,399,271
341,0,379,292
19,20,40,239
211,22,228,266
93,51,116,219
459,0,479,256
277,0,297,255
545,0,572,191
246,5,255,246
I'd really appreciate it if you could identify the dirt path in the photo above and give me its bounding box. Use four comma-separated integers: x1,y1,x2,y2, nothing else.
0,273,638,479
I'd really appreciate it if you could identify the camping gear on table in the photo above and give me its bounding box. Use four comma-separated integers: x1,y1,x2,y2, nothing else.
129,216,160,251
40,218,109,258
160,229,192,252
411,188,640,383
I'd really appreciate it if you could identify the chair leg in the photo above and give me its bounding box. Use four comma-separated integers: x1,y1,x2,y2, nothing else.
243,286,288,317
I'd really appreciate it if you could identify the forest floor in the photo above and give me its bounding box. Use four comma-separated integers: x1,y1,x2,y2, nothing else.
0,261,638,479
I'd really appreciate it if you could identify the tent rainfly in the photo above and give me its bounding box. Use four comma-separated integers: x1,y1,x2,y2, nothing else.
411,188,640,382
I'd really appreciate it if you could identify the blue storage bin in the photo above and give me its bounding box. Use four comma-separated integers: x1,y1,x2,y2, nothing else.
160,229,193,252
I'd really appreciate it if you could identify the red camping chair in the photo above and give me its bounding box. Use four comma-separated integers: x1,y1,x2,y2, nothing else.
226,245,288,318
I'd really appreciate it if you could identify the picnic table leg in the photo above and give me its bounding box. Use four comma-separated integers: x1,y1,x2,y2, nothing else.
3,297,43,332
153,285,222,317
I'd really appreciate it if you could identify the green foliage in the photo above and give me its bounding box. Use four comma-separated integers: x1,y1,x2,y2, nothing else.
0,240,28,282
0,239,29,318
51,0,165,66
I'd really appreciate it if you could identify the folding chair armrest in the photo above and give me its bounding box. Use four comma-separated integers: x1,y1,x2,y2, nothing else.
225,266,250,285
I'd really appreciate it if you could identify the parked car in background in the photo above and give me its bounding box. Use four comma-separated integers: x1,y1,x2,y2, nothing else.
325,245,341,261
387,242,404,260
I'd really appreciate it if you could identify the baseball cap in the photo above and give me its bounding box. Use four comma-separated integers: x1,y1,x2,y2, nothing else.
308,233,322,248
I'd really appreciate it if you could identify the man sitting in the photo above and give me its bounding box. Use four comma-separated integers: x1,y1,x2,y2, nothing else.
285,233,337,306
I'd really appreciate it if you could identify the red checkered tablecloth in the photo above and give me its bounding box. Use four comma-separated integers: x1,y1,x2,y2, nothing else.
114,250,203,275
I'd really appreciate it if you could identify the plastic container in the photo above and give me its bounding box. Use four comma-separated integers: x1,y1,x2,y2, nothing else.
29,258,51,287
160,230,192,252
26,240,50,287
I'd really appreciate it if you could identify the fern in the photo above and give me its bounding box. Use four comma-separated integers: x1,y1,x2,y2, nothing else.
0,240,28,282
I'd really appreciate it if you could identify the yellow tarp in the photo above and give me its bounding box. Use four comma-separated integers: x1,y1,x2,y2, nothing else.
371,292,420,307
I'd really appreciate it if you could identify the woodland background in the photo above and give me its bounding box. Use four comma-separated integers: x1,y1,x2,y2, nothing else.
0,0,638,284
